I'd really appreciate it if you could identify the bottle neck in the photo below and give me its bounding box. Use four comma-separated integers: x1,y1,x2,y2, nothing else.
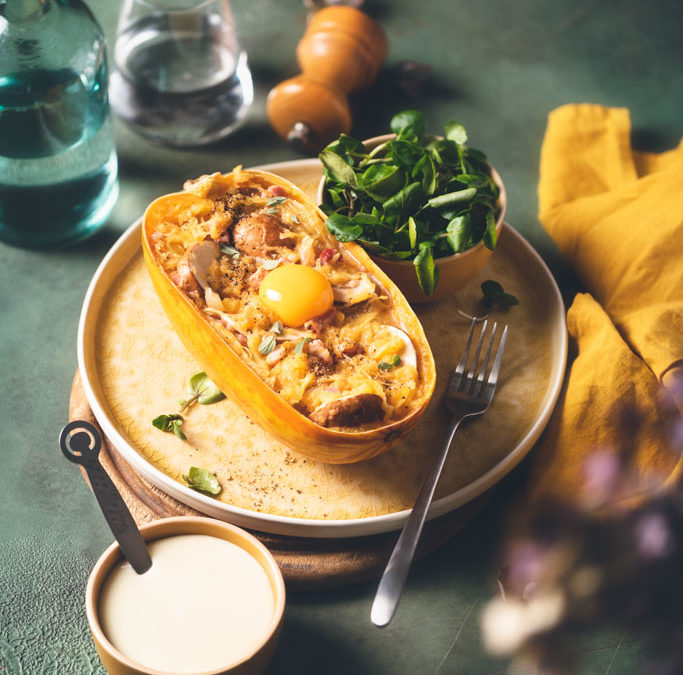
2,0,51,23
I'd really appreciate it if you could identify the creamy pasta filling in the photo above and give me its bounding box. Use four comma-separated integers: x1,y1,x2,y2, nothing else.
149,170,423,429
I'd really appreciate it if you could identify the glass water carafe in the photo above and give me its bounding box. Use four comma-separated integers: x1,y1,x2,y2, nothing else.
109,0,253,147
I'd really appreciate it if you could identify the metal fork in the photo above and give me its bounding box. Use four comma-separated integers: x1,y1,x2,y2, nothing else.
371,318,508,627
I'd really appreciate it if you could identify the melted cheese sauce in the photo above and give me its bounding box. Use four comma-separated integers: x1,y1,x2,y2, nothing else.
99,535,275,673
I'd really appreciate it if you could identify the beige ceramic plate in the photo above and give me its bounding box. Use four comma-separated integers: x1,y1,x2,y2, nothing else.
78,159,567,538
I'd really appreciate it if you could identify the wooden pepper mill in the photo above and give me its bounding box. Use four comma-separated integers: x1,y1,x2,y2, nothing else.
266,6,388,153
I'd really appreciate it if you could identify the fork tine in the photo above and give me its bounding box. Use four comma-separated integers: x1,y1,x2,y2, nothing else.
486,324,508,389
453,318,478,387
464,319,488,392
473,322,498,396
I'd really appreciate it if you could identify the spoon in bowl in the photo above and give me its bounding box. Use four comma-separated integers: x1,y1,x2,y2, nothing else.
60,420,152,574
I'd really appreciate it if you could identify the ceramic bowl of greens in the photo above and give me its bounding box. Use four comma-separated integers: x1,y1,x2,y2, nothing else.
317,110,506,303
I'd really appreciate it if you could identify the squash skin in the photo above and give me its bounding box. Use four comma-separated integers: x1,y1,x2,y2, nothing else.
142,169,436,464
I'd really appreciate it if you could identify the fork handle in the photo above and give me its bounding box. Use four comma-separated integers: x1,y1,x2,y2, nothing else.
371,416,463,627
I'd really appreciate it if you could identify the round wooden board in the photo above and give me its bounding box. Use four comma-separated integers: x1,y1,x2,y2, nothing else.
70,369,485,589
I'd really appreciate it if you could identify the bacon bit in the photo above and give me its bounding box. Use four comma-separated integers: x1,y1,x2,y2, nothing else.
267,185,287,198
175,258,201,299
305,339,334,366
265,344,289,366
215,230,231,244
338,341,364,357
239,186,261,197
319,247,339,265
304,306,336,334
235,331,248,346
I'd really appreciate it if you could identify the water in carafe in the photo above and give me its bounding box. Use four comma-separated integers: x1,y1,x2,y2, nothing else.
110,1,253,147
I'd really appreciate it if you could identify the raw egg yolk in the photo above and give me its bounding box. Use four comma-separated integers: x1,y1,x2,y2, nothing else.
259,264,334,327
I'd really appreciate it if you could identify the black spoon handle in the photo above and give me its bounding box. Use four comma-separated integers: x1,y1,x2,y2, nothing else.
84,459,152,574
60,421,152,574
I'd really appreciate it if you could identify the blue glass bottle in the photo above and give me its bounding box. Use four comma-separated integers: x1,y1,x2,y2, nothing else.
0,0,118,248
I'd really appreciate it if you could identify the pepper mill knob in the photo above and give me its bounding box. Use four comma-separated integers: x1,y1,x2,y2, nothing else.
267,6,388,153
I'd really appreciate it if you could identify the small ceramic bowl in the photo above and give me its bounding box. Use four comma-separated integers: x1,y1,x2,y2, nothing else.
317,133,507,303
86,517,286,675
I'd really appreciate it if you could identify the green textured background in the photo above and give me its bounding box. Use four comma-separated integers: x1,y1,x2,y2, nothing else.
1,1,681,673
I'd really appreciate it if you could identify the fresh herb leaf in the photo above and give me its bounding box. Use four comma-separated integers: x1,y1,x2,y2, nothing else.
266,207,279,215
414,244,439,296
266,196,287,207
413,153,437,196
155,373,224,438
455,173,489,188
189,371,225,405
179,371,226,411
481,280,519,309
183,467,221,496
294,337,312,354
271,321,283,335
446,215,471,253
390,110,425,139
378,354,402,372
429,138,460,166
152,413,173,431
483,209,497,250
427,187,477,209
352,212,381,226
220,244,240,259
383,181,423,220
359,163,405,202
320,149,358,187
389,140,425,169
445,120,468,145
258,333,276,355
152,413,187,440
359,241,412,261
325,214,363,242
408,216,417,249
326,133,366,160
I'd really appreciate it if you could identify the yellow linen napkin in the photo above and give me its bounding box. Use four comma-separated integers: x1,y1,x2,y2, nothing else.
529,104,682,503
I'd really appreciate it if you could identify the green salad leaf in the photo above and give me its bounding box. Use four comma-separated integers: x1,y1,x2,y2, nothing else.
480,280,519,309
319,110,500,295
153,372,225,441
179,371,225,410
183,467,222,496
152,413,186,440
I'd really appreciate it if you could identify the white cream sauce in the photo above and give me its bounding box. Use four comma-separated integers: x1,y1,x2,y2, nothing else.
99,534,275,673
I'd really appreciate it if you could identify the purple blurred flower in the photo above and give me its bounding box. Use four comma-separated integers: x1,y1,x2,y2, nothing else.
581,449,622,507
634,511,672,559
